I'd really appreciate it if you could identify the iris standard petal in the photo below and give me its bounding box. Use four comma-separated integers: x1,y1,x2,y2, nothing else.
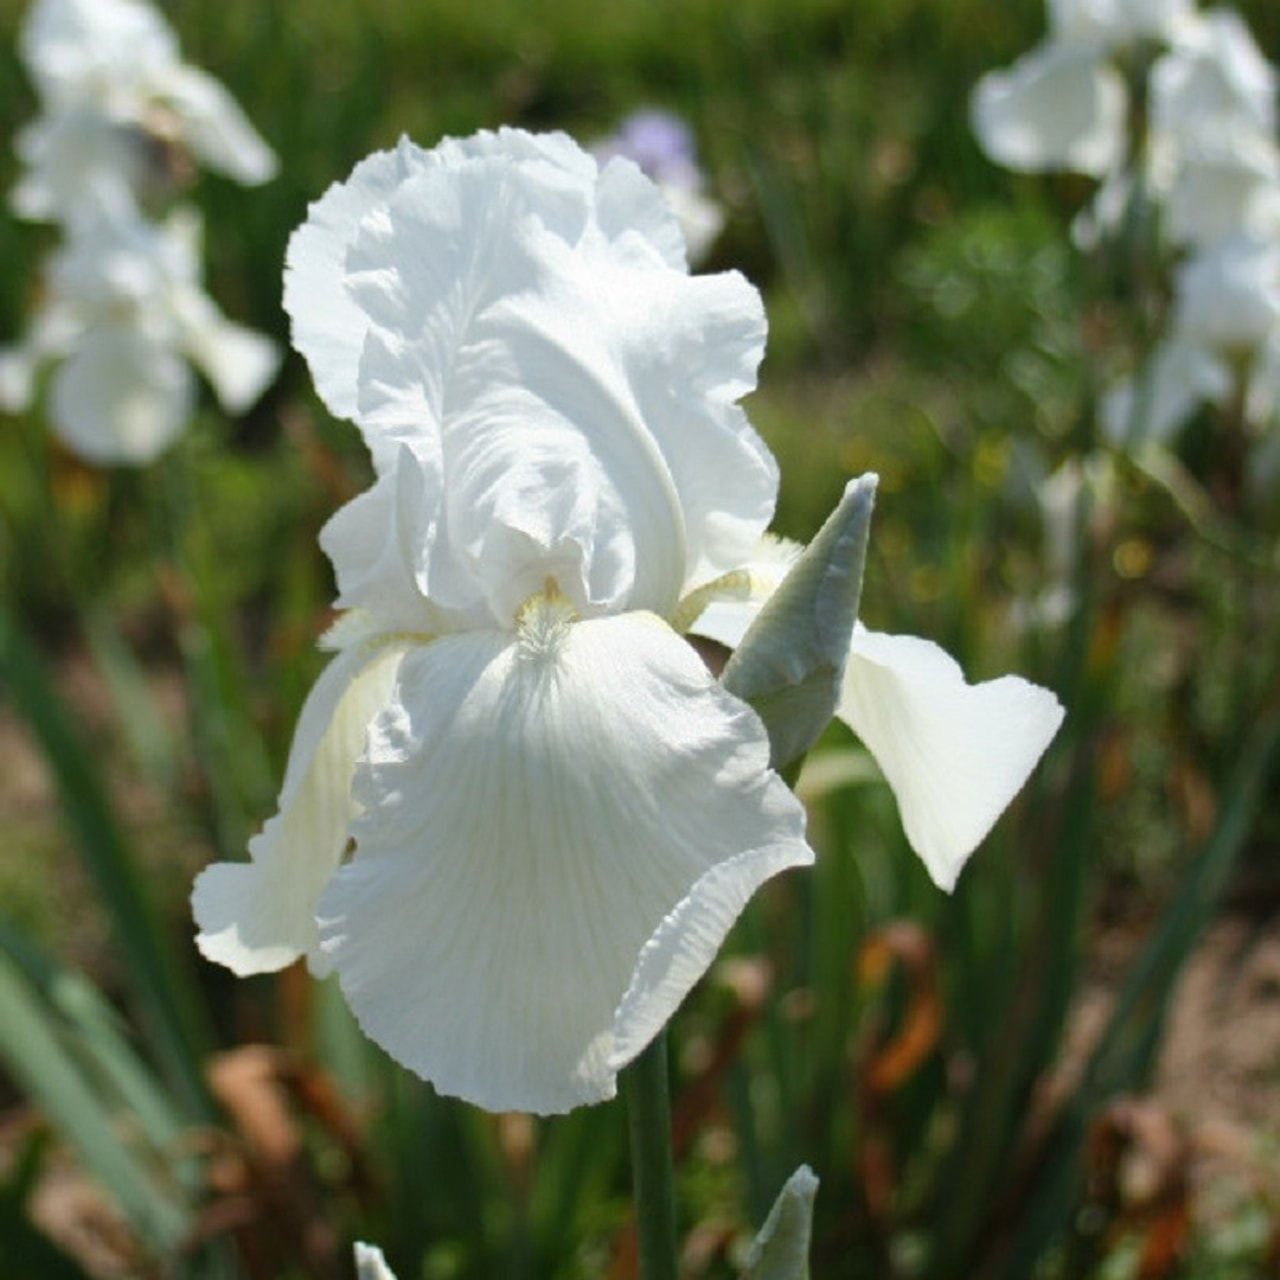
971,43,1127,178
320,130,773,620
284,140,431,422
840,629,1065,891
317,609,811,1114
342,154,689,620
193,639,405,976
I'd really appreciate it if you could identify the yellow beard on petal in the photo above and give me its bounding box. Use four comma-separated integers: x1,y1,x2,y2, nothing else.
515,578,580,659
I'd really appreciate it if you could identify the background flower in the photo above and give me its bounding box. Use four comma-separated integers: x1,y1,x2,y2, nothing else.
0,205,280,464
13,0,277,224
591,108,725,264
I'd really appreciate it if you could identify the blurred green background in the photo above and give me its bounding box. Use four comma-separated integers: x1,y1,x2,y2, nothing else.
1,1,1279,1278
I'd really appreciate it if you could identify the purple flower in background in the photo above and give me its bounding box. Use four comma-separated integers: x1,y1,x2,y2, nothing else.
596,108,704,191
594,108,725,263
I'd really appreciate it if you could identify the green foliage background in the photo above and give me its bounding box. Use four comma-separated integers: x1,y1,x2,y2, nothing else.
1,2,1279,1278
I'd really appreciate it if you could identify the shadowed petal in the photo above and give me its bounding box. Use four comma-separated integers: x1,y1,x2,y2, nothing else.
193,639,405,975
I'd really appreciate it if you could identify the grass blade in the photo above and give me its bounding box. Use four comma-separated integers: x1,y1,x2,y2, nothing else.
0,599,214,1117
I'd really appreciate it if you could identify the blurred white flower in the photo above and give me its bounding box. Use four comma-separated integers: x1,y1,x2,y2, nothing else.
1149,9,1280,245
692,543,1065,893
592,108,725,264
13,0,277,224
0,204,280,463
976,2,1280,251
1103,232,1280,442
193,129,818,1115
970,0,1194,179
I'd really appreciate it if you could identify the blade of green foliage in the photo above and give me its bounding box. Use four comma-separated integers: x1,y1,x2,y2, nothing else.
530,1107,625,1271
155,449,276,856
997,697,1280,1280
0,600,213,1117
82,608,181,794
0,946,192,1252
0,1128,96,1280
0,922,192,1167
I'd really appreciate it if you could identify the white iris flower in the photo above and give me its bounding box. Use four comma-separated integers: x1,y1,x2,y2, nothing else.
13,0,277,224
0,204,280,463
192,129,1062,1114
194,130,817,1115
973,1,1280,252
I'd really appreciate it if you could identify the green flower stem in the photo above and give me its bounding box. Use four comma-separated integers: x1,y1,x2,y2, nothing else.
623,1028,679,1280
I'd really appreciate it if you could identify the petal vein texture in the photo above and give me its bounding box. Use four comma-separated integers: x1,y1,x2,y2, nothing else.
318,613,810,1114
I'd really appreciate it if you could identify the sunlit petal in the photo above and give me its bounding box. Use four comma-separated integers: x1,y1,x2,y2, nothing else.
318,610,811,1113
284,140,431,421
840,629,1064,890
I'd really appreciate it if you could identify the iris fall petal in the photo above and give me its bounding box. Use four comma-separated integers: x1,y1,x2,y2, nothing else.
317,610,810,1114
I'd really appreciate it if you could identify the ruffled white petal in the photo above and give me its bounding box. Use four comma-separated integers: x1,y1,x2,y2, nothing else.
971,44,1127,178
49,325,192,464
318,610,810,1114
287,128,775,626
611,839,812,1068
284,140,433,421
318,444,489,635
193,638,405,976
342,152,705,620
839,629,1064,891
